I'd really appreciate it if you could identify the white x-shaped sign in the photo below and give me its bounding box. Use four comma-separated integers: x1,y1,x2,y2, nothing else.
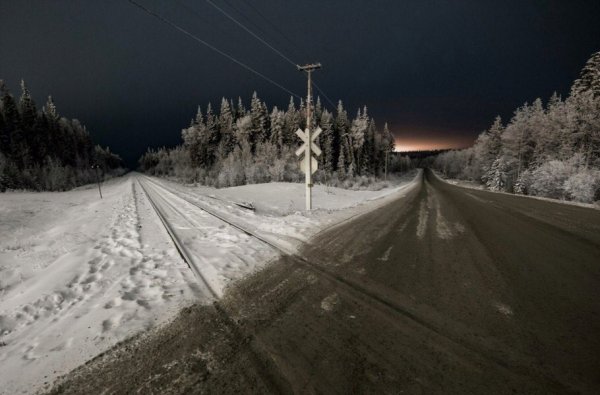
295,127,322,157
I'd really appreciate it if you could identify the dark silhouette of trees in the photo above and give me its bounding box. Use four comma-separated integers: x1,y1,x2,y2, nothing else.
0,80,124,191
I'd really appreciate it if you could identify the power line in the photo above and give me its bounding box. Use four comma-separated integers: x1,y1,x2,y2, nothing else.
172,0,232,38
220,0,288,54
312,81,337,109
126,0,301,99
242,1,307,60
203,0,338,109
205,0,296,68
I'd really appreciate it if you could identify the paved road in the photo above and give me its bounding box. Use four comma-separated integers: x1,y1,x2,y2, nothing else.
50,169,600,394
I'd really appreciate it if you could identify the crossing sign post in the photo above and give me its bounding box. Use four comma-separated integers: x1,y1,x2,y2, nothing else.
296,126,321,209
296,63,322,210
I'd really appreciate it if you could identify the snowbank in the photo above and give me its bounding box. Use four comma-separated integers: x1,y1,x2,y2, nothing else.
432,170,600,210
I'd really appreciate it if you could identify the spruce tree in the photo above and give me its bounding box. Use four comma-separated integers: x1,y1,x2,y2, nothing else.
314,96,322,127
319,110,335,173
337,149,346,178
572,51,600,97
219,98,234,155
19,80,37,130
335,101,349,172
236,97,246,118
205,102,219,164
269,108,285,152
249,91,268,146
284,96,299,147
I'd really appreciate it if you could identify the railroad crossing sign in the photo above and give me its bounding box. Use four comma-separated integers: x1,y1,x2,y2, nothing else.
295,127,322,158
296,126,322,175
300,154,319,175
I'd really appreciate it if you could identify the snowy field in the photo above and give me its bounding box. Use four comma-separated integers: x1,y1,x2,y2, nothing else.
0,171,418,394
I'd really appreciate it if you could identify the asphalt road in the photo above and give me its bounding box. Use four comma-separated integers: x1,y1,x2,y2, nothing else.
49,169,600,394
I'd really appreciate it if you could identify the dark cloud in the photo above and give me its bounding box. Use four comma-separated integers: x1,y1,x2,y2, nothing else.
1,0,599,164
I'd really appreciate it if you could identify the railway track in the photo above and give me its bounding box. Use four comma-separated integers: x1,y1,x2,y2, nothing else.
136,179,219,299
136,177,291,392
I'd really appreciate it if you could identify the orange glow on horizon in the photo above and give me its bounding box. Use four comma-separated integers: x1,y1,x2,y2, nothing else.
393,139,471,152
389,125,476,152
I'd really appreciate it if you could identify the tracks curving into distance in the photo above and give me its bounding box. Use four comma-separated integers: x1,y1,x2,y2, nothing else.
136,179,219,299
135,174,566,391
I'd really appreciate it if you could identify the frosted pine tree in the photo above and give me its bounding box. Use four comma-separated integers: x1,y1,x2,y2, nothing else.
337,149,346,179
249,92,268,147
319,110,335,173
571,51,600,97
19,80,37,129
335,101,350,174
205,102,219,164
284,97,299,146
43,96,59,122
269,107,285,151
236,97,246,118
314,96,322,127
218,98,234,155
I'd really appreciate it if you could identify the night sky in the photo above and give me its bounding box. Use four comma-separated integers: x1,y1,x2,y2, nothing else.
1,0,599,166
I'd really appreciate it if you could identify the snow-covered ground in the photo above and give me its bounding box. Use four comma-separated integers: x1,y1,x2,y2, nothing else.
0,171,418,394
432,170,600,210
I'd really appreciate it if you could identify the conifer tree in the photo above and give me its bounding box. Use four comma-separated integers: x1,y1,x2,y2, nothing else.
236,97,246,118
319,110,335,173
19,80,36,130
250,91,268,146
269,108,285,151
337,149,346,178
284,96,299,146
218,98,234,154
43,95,59,121
572,51,600,97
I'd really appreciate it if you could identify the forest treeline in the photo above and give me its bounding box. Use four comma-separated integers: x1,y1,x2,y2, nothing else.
433,51,600,203
0,80,124,192
139,93,413,188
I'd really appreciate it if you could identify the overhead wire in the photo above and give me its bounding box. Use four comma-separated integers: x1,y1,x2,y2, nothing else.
205,0,297,67
241,0,307,60
220,0,290,55
202,0,338,109
312,82,337,109
126,0,302,99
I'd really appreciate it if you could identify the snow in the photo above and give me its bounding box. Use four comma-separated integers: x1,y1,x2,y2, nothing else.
0,170,419,394
0,176,197,395
432,170,600,210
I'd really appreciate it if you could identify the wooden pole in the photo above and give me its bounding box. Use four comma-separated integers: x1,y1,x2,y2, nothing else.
92,165,103,199
297,63,321,210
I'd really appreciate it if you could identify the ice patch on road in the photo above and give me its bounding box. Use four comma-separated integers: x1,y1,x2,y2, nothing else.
465,192,487,203
493,302,514,316
320,293,339,312
435,200,465,240
377,246,393,261
416,201,429,239
435,201,454,240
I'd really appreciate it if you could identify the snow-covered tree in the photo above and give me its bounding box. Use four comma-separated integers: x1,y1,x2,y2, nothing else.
249,91,268,146
572,51,600,97
432,50,600,203
139,92,413,188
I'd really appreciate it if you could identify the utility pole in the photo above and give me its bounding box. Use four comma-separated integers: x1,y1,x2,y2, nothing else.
296,63,322,210
91,164,103,199
385,150,389,181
